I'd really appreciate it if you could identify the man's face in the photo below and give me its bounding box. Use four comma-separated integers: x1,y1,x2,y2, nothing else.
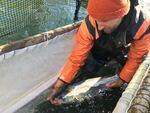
95,17,123,34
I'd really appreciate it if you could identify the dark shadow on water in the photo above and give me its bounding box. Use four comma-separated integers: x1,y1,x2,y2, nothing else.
35,87,123,113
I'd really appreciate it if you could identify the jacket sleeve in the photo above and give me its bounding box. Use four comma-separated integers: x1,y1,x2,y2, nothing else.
59,20,94,83
119,33,150,82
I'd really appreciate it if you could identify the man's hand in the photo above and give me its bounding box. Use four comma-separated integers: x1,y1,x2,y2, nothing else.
47,79,65,105
105,78,124,88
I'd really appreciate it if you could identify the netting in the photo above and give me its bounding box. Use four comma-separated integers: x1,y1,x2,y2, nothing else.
0,0,41,38
0,0,87,45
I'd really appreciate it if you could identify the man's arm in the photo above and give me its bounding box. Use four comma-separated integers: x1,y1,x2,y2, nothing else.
47,19,94,104
59,20,94,83
106,33,150,88
119,33,150,82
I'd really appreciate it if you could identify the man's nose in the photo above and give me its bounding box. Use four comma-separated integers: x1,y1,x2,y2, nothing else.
98,25,104,31
97,21,106,31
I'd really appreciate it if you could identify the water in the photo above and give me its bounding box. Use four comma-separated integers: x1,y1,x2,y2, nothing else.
15,82,124,113
13,55,124,113
0,0,87,45
14,87,51,113
14,64,125,113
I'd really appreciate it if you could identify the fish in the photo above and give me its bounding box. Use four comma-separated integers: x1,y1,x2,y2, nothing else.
56,59,124,104
57,76,119,104
35,75,125,113
35,59,125,113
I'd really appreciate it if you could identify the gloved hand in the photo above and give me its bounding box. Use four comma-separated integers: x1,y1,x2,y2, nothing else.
47,79,65,105
105,77,125,88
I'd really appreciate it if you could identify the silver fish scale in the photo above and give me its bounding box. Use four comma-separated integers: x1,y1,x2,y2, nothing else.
59,85,112,104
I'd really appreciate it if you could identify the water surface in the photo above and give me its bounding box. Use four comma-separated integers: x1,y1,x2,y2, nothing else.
0,0,87,45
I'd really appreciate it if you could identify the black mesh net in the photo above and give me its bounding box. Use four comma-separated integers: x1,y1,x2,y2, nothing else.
0,0,87,45
0,0,41,38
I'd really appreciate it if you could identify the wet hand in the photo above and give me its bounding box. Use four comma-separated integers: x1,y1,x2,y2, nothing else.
105,78,124,88
47,79,65,105
47,88,61,105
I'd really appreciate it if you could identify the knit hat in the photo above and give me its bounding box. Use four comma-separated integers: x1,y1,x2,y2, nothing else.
87,0,130,21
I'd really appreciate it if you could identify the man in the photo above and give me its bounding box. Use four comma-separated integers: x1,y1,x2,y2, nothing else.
47,0,150,105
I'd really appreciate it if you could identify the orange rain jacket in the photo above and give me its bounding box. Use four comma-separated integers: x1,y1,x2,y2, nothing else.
59,0,150,83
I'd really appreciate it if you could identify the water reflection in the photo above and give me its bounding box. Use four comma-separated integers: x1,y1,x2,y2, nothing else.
0,0,87,45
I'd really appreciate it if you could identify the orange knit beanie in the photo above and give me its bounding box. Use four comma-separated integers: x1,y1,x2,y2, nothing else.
87,0,130,20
